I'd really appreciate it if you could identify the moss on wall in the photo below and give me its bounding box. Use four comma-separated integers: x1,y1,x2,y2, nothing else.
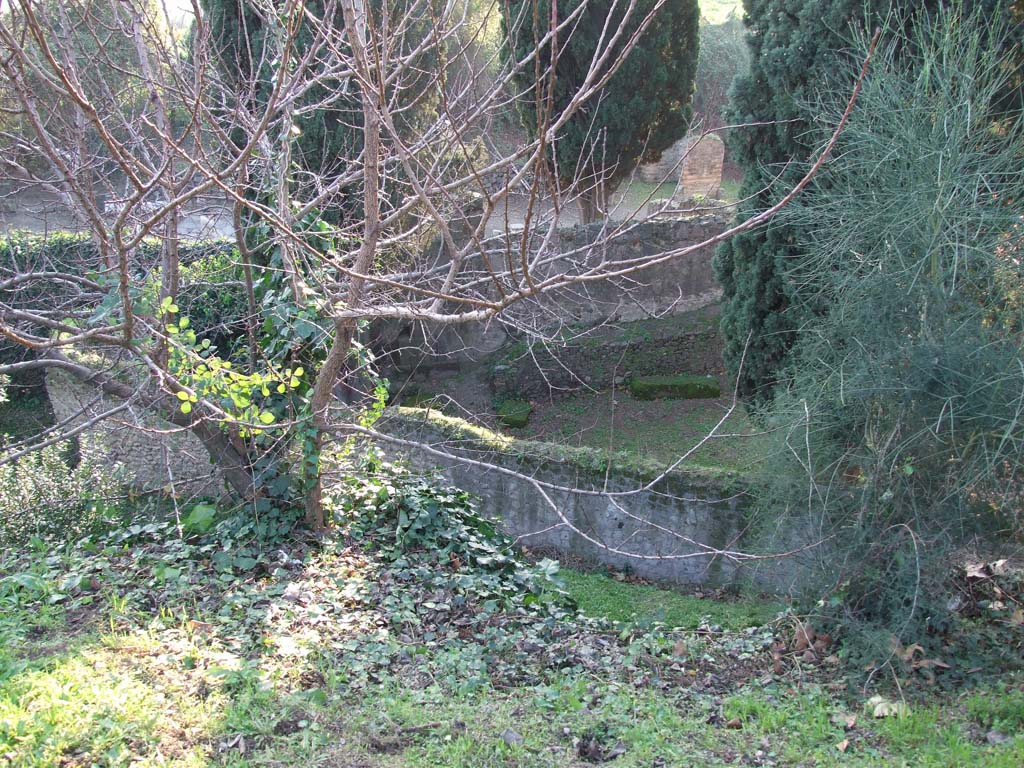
387,406,744,492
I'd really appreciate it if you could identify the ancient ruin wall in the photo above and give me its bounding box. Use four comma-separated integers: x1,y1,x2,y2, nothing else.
378,408,808,591
380,214,730,370
638,133,725,199
490,305,725,400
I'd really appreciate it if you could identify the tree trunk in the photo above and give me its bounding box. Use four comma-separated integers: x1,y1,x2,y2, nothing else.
303,0,382,530
45,352,256,500
578,178,608,224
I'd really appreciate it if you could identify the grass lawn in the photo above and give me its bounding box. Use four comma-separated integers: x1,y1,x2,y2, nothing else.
610,181,676,217
560,568,785,630
522,391,774,474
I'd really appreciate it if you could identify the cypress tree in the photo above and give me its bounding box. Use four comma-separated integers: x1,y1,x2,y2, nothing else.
713,0,1021,403
501,0,700,222
198,0,439,225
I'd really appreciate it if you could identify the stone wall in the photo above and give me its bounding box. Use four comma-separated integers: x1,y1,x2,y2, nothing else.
638,133,725,198
377,214,728,371
677,133,725,198
46,369,226,498
377,408,809,591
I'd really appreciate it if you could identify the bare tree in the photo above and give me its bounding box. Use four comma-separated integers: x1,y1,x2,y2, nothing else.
0,0,873,555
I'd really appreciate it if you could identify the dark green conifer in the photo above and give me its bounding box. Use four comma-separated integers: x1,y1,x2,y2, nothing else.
501,0,700,222
714,0,1021,402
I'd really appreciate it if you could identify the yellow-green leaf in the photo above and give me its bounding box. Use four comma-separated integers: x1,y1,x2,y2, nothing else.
258,412,275,425
180,401,192,415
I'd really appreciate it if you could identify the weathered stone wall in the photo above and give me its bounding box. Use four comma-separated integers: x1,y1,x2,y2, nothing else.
638,133,725,198
677,133,725,199
377,214,728,371
46,369,226,498
377,408,809,591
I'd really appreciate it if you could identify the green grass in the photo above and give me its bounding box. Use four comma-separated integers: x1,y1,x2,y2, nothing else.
0,643,211,767
560,568,783,630
0,595,1021,767
611,181,676,215
1,509,1022,766
967,685,1024,733
719,177,742,202
523,390,773,474
4,639,1023,768
628,373,721,400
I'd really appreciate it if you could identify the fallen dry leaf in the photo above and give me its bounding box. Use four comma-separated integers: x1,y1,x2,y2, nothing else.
899,642,924,663
966,562,991,581
866,695,909,719
836,739,850,753
725,718,743,730
792,622,816,652
831,713,858,730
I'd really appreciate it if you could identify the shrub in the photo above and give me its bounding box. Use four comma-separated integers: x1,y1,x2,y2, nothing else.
0,232,248,359
759,4,1024,653
0,439,129,546
336,463,566,609
496,399,532,428
502,0,700,221
713,0,1019,402
628,374,720,400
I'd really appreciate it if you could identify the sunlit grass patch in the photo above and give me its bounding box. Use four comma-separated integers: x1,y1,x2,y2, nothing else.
0,645,209,767
560,568,783,630
0,485,1022,767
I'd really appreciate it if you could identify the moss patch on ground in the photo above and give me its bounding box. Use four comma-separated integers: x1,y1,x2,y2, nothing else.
496,399,532,428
